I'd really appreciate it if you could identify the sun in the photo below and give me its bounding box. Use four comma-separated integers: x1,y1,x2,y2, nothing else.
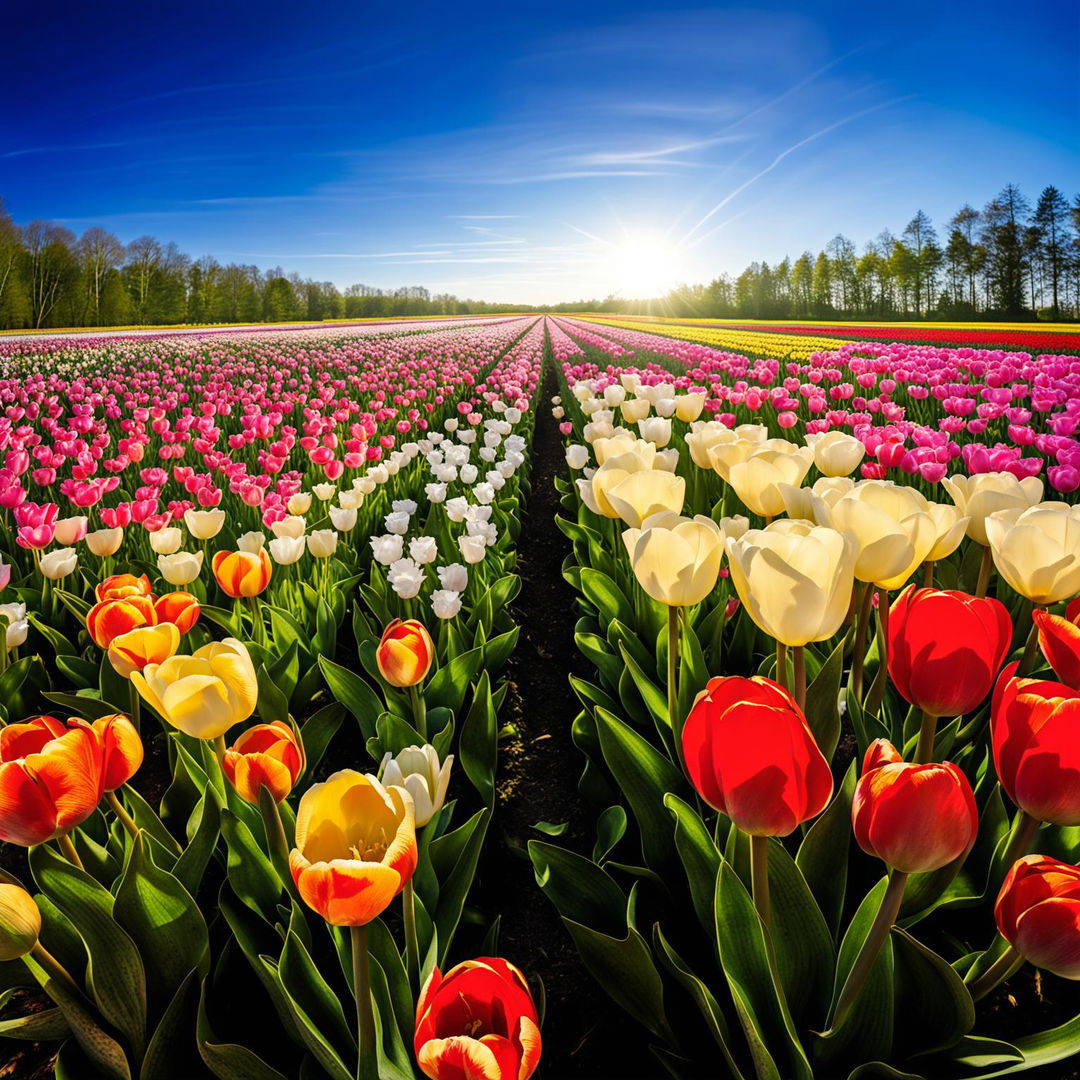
609,236,680,298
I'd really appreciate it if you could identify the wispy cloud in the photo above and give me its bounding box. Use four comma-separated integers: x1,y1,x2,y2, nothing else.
2,141,131,159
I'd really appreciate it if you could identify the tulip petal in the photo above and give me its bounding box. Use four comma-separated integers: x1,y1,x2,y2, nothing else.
294,859,401,927
0,761,60,845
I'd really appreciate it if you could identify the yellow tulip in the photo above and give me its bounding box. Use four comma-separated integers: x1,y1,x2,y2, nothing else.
620,398,651,424
674,394,706,422
622,513,724,606
727,447,814,518
779,476,855,522
0,884,40,961
589,451,654,519
131,637,258,739
108,622,181,678
985,503,1080,604
925,503,970,562
804,430,866,477
942,472,1044,547
604,470,686,528
289,770,417,926
820,481,938,589
592,435,656,468
726,520,856,646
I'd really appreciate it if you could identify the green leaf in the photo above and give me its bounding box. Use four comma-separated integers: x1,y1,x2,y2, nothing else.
797,763,856,937
277,930,356,1063
459,670,497,805
528,841,626,936
256,664,289,726
430,808,491,965
319,656,383,741
805,635,845,759
298,702,345,778
0,996,69,1041
665,793,720,935
592,805,627,864
220,809,283,920
580,567,636,629
173,784,223,896
140,969,205,1080
197,978,291,1080
425,645,483,713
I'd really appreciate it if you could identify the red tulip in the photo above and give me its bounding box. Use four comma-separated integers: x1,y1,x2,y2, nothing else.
992,664,1080,825
86,594,158,649
1032,600,1080,688
852,739,978,873
996,855,1080,980
154,590,200,635
888,586,1011,717
682,675,833,836
0,716,105,846
414,958,542,1080
376,619,434,688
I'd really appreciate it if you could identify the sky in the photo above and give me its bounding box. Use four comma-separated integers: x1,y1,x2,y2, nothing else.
3,0,1079,304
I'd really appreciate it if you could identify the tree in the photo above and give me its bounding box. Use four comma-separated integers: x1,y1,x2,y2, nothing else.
1034,186,1072,319
902,211,937,315
23,220,76,328
981,184,1031,317
77,227,123,325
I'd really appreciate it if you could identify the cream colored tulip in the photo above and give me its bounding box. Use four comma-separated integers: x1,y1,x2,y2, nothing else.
685,422,733,469
623,513,724,607
307,529,338,559
338,489,365,510
39,548,77,580
605,470,686,528
942,472,1044,547
654,397,677,418
779,476,855,523
288,492,313,515
236,531,266,553
654,449,680,473
985,503,1080,604
805,431,866,477
717,515,750,540
184,508,226,540
592,435,656,468
675,394,706,423
925,503,970,562
583,419,616,443
704,427,775,481
54,516,88,546
159,550,204,586
726,521,857,646
637,417,672,447
86,527,124,557
269,536,306,566
590,452,654,518
821,481,938,589
149,526,183,555
727,447,815,519
272,516,306,540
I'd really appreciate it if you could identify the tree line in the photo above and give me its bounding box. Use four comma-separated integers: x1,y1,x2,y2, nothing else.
1,183,1077,329
625,184,1080,322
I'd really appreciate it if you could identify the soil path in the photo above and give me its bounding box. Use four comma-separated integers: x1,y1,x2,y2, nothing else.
471,359,653,1077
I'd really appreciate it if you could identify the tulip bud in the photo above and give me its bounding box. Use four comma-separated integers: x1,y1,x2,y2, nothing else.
158,550,204,586
0,884,41,961
149,526,183,555
154,591,200,635
183,508,226,540
223,721,304,804
39,548,77,580
377,619,434,687
86,527,124,557
380,745,452,826
287,492,312,515
995,855,1080,980
852,739,978,873
307,529,338,559
212,548,272,598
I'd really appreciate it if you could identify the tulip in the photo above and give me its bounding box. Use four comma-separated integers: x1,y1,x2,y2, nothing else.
852,739,978,873
431,589,462,619
994,855,1080,981
72,713,143,791
924,503,970,565
223,721,304,804
0,715,105,847
108,622,181,678
0,602,28,650
942,472,1044,547
86,593,158,649
415,958,542,1080
272,515,306,540
131,637,258,740
675,393,706,422
307,529,338,559
96,573,152,602
682,675,833,837
154,590,200,634
565,444,589,469
727,447,814,519
149,526,183,555
289,769,417,925
236,530,266,553
622,512,723,607
158,550,204,586
380,745,453,827
329,505,358,532
212,548,272,598
603,470,685,529
39,548,77,580
992,667,1080,826
183,508,226,540
269,535,306,565
985,503,1080,605
1032,605,1080,687
458,534,487,564
726,521,856,646
287,492,312,515
0,884,41,961
888,586,1011,737
54,516,88,546
377,619,434,687
85,527,124,557
589,452,654,519
805,430,866,477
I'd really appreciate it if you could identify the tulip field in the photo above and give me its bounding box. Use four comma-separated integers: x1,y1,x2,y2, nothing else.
1,314,1080,1080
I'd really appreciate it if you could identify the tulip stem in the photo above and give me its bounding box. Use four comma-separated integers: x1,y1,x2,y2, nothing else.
1001,810,1040,873
667,606,684,773
923,560,934,589
1017,611,1043,676
128,681,141,734
775,641,789,694
831,869,909,1031
968,941,1025,1002
27,942,82,999
408,685,428,741
403,878,421,998
350,925,379,1080
258,786,299,900
975,545,993,599
865,587,891,716
792,645,806,712
914,710,939,764
56,832,84,871
247,596,265,648
851,583,874,699
106,789,139,840
750,833,771,927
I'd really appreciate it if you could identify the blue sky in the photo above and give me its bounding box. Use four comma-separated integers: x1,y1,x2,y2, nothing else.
3,0,1078,303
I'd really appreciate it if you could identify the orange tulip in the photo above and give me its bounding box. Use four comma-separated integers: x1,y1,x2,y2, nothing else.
70,713,143,791
223,721,304,804
107,622,181,678
1033,601,1080,689
95,573,153,602
154,590,201,635
376,619,435,688
852,739,978,873
289,770,416,926
996,855,1080,980
414,958,542,1080
86,594,158,649
212,548,272,598
0,716,105,846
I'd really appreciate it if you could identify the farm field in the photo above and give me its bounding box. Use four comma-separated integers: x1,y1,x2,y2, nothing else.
0,313,1079,1080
